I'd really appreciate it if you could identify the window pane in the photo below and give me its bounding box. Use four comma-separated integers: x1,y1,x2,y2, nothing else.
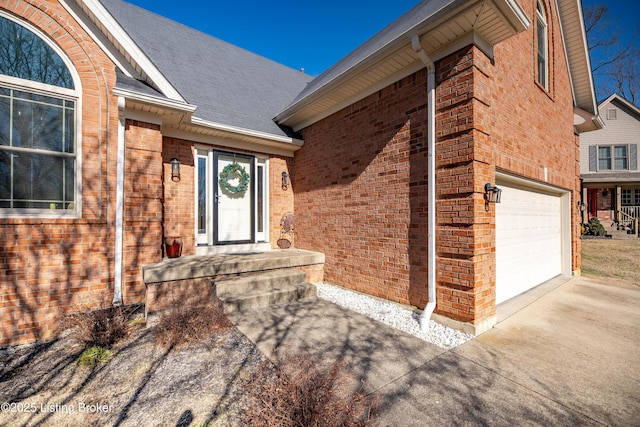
257,165,264,233
0,151,10,202
598,146,611,170
537,19,547,88
622,189,631,206
11,152,72,208
0,16,74,89
12,99,64,152
197,157,206,233
614,145,627,170
0,96,8,147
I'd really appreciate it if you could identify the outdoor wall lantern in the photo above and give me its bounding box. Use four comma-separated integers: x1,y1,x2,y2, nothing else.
170,158,180,182
484,183,502,204
282,171,289,190
577,201,587,212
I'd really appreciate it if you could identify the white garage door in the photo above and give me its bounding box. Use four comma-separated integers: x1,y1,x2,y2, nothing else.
495,184,563,304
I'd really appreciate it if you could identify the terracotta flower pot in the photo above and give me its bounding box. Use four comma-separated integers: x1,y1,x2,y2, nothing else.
165,236,182,258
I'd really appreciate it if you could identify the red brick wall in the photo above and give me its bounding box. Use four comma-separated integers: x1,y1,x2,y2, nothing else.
0,0,119,346
295,0,579,327
162,137,195,255
296,72,429,306
269,156,295,248
123,121,164,301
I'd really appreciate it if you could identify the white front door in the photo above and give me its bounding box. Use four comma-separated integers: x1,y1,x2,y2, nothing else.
195,149,268,247
215,152,254,244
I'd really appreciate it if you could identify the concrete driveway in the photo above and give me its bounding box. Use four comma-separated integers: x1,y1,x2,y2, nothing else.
232,276,640,426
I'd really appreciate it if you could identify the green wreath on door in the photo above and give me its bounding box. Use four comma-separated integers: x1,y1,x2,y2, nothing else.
219,161,250,194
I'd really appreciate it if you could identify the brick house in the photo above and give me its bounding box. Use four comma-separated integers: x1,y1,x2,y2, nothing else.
1,0,600,347
579,94,640,231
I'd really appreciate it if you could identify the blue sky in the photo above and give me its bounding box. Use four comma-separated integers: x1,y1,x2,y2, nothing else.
126,0,638,92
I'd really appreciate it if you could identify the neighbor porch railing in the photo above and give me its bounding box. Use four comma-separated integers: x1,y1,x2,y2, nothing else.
618,207,639,235
621,206,640,219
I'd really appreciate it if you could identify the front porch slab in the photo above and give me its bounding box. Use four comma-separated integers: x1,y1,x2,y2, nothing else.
142,249,325,315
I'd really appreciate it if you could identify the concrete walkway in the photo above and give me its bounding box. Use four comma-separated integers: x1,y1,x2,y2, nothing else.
232,276,640,426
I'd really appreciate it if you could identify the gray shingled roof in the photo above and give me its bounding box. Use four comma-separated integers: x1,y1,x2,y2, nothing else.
284,0,460,108
100,0,312,138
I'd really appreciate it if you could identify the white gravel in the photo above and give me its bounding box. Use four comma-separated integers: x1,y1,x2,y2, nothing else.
316,283,474,350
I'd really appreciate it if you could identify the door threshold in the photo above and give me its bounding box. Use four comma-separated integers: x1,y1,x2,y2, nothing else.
195,242,272,256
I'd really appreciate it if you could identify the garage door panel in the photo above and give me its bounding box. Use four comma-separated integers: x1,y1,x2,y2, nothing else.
496,184,563,304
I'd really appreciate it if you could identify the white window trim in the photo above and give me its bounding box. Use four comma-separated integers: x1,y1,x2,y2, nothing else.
536,0,549,90
0,12,82,219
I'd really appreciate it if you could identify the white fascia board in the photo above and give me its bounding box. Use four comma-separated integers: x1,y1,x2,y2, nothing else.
59,0,137,78
286,31,493,132
277,0,528,129
189,117,304,147
274,0,475,125
112,87,196,114
494,0,531,33
80,0,185,102
555,0,598,116
164,128,299,158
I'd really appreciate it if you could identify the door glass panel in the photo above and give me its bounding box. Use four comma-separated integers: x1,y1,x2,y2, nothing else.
197,157,206,234
257,164,264,234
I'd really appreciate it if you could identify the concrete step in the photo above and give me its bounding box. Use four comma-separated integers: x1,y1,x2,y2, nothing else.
215,269,316,314
219,281,316,314
214,269,307,295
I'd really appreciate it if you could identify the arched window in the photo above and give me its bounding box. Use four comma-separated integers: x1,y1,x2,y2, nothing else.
536,0,548,89
0,14,79,215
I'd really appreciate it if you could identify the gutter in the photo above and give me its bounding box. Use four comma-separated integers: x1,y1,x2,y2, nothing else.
113,96,126,305
411,35,437,330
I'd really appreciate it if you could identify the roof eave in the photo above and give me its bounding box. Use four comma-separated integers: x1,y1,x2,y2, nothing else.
555,0,599,121
77,0,185,102
275,0,530,130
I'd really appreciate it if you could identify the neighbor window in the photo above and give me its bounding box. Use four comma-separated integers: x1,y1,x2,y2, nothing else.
624,189,640,206
536,0,548,89
0,14,79,215
596,145,629,171
598,146,611,170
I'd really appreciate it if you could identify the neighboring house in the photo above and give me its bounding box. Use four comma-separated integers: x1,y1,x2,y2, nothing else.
0,0,600,347
579,94,640,229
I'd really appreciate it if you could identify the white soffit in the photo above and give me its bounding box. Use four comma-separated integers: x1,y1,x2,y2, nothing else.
555,0,598,116
277,0,530,130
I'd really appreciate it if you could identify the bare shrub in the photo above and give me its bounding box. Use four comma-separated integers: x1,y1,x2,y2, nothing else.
64,304,139,349
243,355,378,427
154,300,231,349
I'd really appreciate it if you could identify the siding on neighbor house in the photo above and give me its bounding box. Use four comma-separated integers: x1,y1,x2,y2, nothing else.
294,0,580,328
579,98,640,175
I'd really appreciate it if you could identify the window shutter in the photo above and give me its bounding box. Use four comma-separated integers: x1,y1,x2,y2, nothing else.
631,144,638,170
589,145,597,171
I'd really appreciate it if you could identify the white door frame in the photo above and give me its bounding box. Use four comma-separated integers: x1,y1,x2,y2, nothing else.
194,148,269,247
495,172,572,300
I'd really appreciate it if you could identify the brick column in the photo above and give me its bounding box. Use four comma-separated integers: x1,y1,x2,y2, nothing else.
433,45,496,332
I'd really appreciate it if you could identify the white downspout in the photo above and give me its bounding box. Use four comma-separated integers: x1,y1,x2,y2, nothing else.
113,96,126,305
411,35,437,330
